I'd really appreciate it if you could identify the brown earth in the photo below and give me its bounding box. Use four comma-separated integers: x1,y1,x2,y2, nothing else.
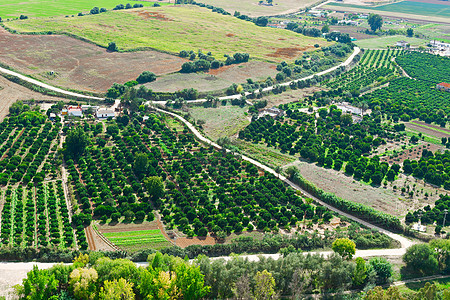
406,122,450,139
175,236,217,248
208,61,277,81
381,143,443,164
0,27,185,93
0,75,69,122
267,46,311,59
135,11,174,21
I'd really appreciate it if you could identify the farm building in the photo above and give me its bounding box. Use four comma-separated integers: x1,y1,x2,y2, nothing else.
81,105,99,112
259,107,285,118
437,82,450,92
396,40,409,48
68,107,83,117
96,109,115,119
430,40,450,50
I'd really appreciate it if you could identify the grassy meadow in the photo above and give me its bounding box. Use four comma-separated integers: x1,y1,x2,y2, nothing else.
0,0,164,18
355,36,426,49
328,1,450,19
4,5,330,62
200,0,318,17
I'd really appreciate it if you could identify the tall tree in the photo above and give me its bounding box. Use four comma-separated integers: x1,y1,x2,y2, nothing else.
65,126,89,159
133,153,148,177
332,238,356,260
254,270,276,300
144,176,164,201
368,14,383,32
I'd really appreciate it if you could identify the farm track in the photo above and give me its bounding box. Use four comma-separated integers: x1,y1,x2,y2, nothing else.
85,225,96,251
0,48,360,105
151,105,414,252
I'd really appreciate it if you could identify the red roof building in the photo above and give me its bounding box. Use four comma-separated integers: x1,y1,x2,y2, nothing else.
437,82,450,92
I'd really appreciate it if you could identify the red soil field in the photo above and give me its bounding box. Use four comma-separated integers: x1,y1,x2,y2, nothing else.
0,27,185,93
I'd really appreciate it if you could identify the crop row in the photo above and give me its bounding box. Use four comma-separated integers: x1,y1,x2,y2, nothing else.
68,114,334,240
0,181,79,249
103,229,161,238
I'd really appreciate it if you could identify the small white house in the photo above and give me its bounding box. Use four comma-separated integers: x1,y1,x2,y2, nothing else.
96,109,115,119
396,40,409,48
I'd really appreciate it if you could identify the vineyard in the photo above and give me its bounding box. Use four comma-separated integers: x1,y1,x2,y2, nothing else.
324,49,403,92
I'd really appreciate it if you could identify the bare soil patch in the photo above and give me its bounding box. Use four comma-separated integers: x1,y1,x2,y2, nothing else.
286,160,439,217
0,75,68,122
380,142,444,164
175,236,217,248
147,61,277,93
268,46,311,59
0,27,185,93
135,11,173,21
209,61,277,83
406,122,450,138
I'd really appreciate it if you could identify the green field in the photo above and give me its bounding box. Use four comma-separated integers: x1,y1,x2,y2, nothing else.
0,0,165,18
328,1,450,18
103,229,170,251
4,5,330,62
355,35,426,49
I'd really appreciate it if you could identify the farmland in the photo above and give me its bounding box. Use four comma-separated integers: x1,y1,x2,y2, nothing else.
0,0,157,18
101,228,170,252
327,1,450,19
0,27,185,93
146,61,278,93
0,111,88,250
200,0,319,17
3,5,330,62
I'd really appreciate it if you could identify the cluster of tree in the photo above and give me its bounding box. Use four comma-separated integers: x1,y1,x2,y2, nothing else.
113,3,143,10
195,245,394,298
136,71,156,84
286,167,403,232
403,239,450,276
191,1,231,15
89,7,107,15
407,193,450,227
16,252,209,300
363,77,450,127
402,149,450,189
240,104,402,187
396,51,450,84
0,119,59,185
180,51,248,73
